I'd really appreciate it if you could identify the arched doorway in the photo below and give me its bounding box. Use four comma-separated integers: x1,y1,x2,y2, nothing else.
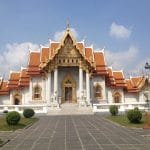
61,74,76,103
94,83,103,101
13,92,22,105
14,98,20,105
113,92,121,103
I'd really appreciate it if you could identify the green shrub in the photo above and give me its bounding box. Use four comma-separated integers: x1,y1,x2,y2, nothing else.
6,111,21,125
109,105,118,116
3,110,8,114
134,107,139,111
23,108,35,118
127,108,142,123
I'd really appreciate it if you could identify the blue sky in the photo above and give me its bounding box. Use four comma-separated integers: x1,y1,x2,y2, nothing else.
0,0,150,78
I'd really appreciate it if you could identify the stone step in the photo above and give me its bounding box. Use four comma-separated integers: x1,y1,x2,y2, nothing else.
47,103,93,115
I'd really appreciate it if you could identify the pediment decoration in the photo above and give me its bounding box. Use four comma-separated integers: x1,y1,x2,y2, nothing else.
44,28,94,71
57,34,81,58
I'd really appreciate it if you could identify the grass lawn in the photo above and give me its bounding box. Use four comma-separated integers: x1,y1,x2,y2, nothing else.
0,117,38,131
106,115,148,128
0,139,3,144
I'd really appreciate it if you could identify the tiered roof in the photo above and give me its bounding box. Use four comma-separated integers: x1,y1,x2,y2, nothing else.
113,71,126,88
19,68,30,87
27,52,41,75
0,81,9,95
93,52,107,75
126,77,145,92
7,72,20,89
0,27,146,95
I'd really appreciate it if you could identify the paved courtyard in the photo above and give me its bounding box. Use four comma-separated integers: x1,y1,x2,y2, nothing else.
0,115,150,150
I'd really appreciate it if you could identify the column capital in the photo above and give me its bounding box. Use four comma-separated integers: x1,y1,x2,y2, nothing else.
54,66,58,70
79,63,83,69
86,69,89,73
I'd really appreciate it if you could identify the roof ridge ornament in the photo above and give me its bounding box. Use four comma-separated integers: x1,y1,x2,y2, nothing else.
66,19,70,31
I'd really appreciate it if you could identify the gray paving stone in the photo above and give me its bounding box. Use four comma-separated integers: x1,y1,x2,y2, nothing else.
31,142,49,150
100,144,120,150
1,145,16,150
83,144,101,150
0,115,150,150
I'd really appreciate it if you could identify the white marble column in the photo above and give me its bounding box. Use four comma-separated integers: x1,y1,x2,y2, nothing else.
86,70,90,103
42,77,46,101
54,68,58,96
47,72,51,102
29,78,32,101
79,66,83,97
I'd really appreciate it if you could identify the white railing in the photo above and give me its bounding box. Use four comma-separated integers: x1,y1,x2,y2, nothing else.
0,105,47,114
0,102,148,114
93,102,148,113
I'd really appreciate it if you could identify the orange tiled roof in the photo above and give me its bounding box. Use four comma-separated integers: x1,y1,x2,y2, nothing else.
85,47,93,63
77,42,84,50
7,72,20,89
93,52,107,75
0,78,2,87
0,81,9,95
27,52,41,75
49,43,59,58
28,52,40,66
131,77,143,87
41,48,49,63
106,68,115,87
126,77,145,92
113,71,126,88
76,42,85,54
19,69,30,87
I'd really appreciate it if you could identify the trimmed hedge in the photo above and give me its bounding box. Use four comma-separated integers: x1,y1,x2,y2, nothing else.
3,110,8,114
23,108,35,118
109,105,118,116
127,107,142,123
6,111,21,125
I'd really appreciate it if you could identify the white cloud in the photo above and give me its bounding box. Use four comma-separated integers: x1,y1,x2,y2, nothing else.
0,42,39,78
0,28,78,78
54,28,78,41
105,46,139,76
110,22,131,39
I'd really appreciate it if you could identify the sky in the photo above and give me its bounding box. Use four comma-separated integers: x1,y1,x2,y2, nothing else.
0,0,150,78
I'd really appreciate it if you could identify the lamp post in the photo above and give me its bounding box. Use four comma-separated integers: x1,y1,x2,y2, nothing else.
145,62,150,70
145,62,150,110
144,62,150,129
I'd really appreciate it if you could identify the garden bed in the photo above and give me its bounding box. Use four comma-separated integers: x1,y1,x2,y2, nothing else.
0,117,38,131
0,139,10,147
106,115,147,128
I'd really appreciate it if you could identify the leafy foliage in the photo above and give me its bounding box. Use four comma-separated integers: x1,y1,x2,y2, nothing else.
109,105,118,116
3,110,8,114
6,111,21,125
23,108,35,118
127,108,142,123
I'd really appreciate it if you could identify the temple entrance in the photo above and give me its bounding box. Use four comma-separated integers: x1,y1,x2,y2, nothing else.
13,91,22,105
61,74,76,103
65,87,72,102
14,98,20,105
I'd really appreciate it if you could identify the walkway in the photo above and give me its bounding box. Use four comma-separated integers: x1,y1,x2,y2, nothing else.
0,115,150,150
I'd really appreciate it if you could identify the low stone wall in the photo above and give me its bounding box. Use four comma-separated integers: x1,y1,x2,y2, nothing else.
93,102,148,113
0,105,47,114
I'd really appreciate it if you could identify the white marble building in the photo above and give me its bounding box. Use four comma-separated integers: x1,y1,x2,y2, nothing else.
0,27,149,113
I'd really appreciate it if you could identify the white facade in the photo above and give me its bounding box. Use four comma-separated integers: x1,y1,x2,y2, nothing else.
0,27,149,113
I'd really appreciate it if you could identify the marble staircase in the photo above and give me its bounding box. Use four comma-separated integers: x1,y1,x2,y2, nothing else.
47,103,93,115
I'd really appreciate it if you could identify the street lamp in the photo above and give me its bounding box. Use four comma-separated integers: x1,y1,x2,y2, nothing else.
145,62,150,70
145,62,150,110
144,62,150,129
